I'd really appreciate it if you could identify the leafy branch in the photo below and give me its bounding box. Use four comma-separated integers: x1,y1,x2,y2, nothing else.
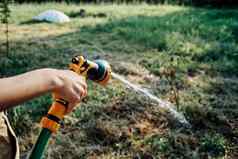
0,0,11,56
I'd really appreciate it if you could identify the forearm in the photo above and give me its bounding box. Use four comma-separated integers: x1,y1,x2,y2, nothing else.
0,69,61,110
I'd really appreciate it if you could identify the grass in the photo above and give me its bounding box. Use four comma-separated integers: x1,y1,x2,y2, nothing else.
0,3,237,159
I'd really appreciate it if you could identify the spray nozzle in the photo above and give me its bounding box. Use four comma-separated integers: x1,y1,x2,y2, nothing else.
70,55,111,85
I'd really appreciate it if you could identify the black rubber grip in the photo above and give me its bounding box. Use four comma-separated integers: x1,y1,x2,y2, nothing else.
55,98,69,108
46,114,61,124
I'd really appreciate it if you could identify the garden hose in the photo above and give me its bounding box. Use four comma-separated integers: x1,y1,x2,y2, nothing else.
28,55,111,159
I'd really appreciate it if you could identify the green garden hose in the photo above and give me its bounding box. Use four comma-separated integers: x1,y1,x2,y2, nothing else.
28,129,51,159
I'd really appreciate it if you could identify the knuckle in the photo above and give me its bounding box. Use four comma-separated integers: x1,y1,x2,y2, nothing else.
71,94,79,102
83,90,87,97
79,80,87,88
74,94,81,102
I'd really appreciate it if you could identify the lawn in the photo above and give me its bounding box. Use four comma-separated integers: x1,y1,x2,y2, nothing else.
0,3,237,159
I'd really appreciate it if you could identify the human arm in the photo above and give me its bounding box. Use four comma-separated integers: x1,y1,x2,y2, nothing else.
0,68,87,113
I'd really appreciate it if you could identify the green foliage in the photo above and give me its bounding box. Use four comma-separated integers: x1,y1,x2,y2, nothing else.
7,0,238,7
143,132,227,158
144,135,170,153
199,133,226,157
0,0,11,24
0,0,11,56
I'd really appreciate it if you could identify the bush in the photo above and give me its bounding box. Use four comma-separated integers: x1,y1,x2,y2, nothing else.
11,0,238,7
199,134,226,157
0,0,11,56
191,0,237,7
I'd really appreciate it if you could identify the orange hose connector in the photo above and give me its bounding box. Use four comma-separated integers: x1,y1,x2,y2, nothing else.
41,99,67,133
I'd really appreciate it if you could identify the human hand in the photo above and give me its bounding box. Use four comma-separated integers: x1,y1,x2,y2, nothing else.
52,69,87,114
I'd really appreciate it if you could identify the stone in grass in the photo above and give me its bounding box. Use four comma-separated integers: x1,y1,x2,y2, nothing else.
33,10,70,23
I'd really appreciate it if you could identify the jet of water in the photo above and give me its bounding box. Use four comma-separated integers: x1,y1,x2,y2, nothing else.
112,72,191,128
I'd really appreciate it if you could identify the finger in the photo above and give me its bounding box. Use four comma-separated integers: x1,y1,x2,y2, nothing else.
73,84,85,98
82,89,87,98
66,103,75,114
77,84,87,98
67,71,87,90
76,78,87,90
66,100,80,114
66,90,81,114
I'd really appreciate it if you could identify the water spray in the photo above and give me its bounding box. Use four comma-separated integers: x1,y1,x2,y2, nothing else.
111,72,191,128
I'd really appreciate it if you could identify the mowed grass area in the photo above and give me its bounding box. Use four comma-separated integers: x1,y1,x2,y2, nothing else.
0,3,238,159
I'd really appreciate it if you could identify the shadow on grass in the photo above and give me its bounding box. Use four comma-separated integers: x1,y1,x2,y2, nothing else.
20,19,51,25
1,7,238,158
67,9,107,18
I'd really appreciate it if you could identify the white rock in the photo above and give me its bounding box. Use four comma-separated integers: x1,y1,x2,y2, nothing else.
33,10,70,23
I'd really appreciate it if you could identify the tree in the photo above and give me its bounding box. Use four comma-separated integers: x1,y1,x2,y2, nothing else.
0,0,11,56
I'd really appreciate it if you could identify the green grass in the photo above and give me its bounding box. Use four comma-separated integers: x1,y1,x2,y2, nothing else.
0,3,237,159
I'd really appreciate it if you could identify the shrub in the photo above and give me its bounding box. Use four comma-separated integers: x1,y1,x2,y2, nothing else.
11,0,238,7
0,0,11,56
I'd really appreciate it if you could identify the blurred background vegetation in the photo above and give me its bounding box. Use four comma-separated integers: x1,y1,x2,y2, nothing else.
3,0,238,7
